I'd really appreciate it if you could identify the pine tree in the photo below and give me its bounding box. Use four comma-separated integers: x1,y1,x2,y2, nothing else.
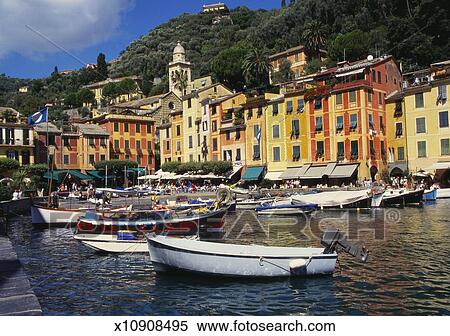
96,53,108,80
281,0,286,8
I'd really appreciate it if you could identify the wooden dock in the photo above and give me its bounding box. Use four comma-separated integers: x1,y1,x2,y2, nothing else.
0,236,42,315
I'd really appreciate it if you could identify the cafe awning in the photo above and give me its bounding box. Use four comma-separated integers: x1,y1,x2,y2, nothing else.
241,166,265,181
301,166,327,179
329,163,359,178
264,171,283,181
66,170,93,180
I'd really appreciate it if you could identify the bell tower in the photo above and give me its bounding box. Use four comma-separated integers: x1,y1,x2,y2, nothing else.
168,42,192,97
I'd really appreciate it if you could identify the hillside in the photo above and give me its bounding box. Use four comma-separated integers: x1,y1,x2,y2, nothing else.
0,0,448,115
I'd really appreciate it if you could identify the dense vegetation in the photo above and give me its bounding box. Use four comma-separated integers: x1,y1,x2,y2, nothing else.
0,0,448,115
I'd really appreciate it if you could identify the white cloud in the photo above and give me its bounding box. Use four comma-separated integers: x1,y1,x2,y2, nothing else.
0,0,131,59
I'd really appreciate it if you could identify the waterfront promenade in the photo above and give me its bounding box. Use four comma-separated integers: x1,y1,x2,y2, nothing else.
0,236,42,315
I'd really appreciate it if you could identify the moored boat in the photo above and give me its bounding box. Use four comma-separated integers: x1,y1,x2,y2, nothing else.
291,190,374,209
436,188,450,199
74,232,148,253
255,200,317,216
381,189,424,206
422,188,437,202
145,229,369,278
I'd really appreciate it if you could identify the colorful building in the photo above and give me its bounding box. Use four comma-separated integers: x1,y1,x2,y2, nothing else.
0,107,34,165
92,112,156,172
386,91,407,176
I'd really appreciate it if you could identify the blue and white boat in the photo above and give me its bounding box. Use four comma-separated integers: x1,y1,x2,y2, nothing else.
422,188,437,202
256,199,317,216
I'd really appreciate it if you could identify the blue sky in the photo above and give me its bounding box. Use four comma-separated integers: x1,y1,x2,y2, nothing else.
0,0,280,79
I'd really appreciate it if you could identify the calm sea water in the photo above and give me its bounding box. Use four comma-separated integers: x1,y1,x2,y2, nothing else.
7,201,450,315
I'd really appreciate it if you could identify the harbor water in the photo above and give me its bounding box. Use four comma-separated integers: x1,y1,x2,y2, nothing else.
7,201,450,315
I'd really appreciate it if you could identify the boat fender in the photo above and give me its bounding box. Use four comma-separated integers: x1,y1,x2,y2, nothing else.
289,259,308,276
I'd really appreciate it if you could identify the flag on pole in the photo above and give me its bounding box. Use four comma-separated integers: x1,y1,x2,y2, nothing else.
28,107,48,125
255,126,262,144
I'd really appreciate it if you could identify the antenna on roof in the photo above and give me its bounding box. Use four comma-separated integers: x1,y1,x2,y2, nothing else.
343,48,346,62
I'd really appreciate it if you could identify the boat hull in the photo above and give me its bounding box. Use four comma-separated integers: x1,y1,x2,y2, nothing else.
74,234,148,253
382,189,424,206
422,189,437,202
31,204,84,226
436,188,450,199
147,236,337,277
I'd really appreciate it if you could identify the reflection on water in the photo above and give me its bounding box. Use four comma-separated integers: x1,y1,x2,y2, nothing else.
7,201,450,315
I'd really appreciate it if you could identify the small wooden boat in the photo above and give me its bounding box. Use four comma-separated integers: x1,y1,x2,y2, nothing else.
74,207,228,253
255,201,317,216
30,203,130,226
291,190,374,209
382,189,424,206
145,229,369,278
422,188,437,202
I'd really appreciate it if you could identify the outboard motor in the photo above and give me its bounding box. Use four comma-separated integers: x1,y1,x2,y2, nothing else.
321,229,369,263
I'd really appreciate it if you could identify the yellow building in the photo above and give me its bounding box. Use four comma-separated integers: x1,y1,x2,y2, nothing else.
402,61,450,176
386,91,408,176
182,83,233,162
0,107,34,166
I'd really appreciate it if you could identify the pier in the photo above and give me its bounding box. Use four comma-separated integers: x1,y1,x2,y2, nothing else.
0,236,42,315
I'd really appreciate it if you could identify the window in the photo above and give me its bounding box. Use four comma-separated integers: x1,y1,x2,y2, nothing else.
292,145,301,161
136,140,141,149
396,122,403,137
188,136,193,148
368,114,374,130
236,148,241,161
176,141,181,152
136,123,141,133
398,147,405,161
351,140,359,159
212,138,218,151
247,108,253,118
188,98,192,108
418,141,427,158
372,70,376,82
438,85,447,102
297,98,304,112
273,147,281,161
253,125,260,139
148,154,153,164
439,111,449,128
349,90,356,103
89,137,95,146
253,144,260,160
314,97,322,110
257,106,263,116
63,137,70,147
316,141,324,157
165,140,170,151
147,141,152,151
441,139,450,156
235,129,240,140
114,140,119,148
212,105,217,115
188,117,192,128
197,134,200,146
377,71,381,83
176,125,181,136
125,140,129,148
378,92,383,106
292,120,300,138
350,114,358,130
294,53,299,62
89,155,95,165
165,128,169,138
272,125,280,139
147,124,152,133
212,120,217,132
368,91,372,103
226,130,231,140
272,103,279,114
63,155,69,165
202,121,208,131
48,135,56,146
124,123,129,132
315,116,323,132
415,93,424,108
336,115,344,131
416,117,426,133
114,123,119,132
100,138,106,146
381,140,386,156
337,142,344,160
336,93,343,105
22,151,30,165
370,140,375,156
286,100,293,113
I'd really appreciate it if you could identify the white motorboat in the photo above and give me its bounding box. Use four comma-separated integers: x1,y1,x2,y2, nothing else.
146,229,369,278
436,188,450,199
291,190,373,209
74,233,148,253
236,198,274,210
255,199,317,216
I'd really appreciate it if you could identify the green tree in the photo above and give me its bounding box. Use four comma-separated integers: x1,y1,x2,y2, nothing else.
96,53,108,80
171,70,189,95
281,0,286,8
242,48,272,87
140,69,153,96
117,78,137,95
64,91,80,108
302,20,327,59
210,43,250,91
328,30,371,62
101,82,118,103
77,88,95,105
0,158,20,176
